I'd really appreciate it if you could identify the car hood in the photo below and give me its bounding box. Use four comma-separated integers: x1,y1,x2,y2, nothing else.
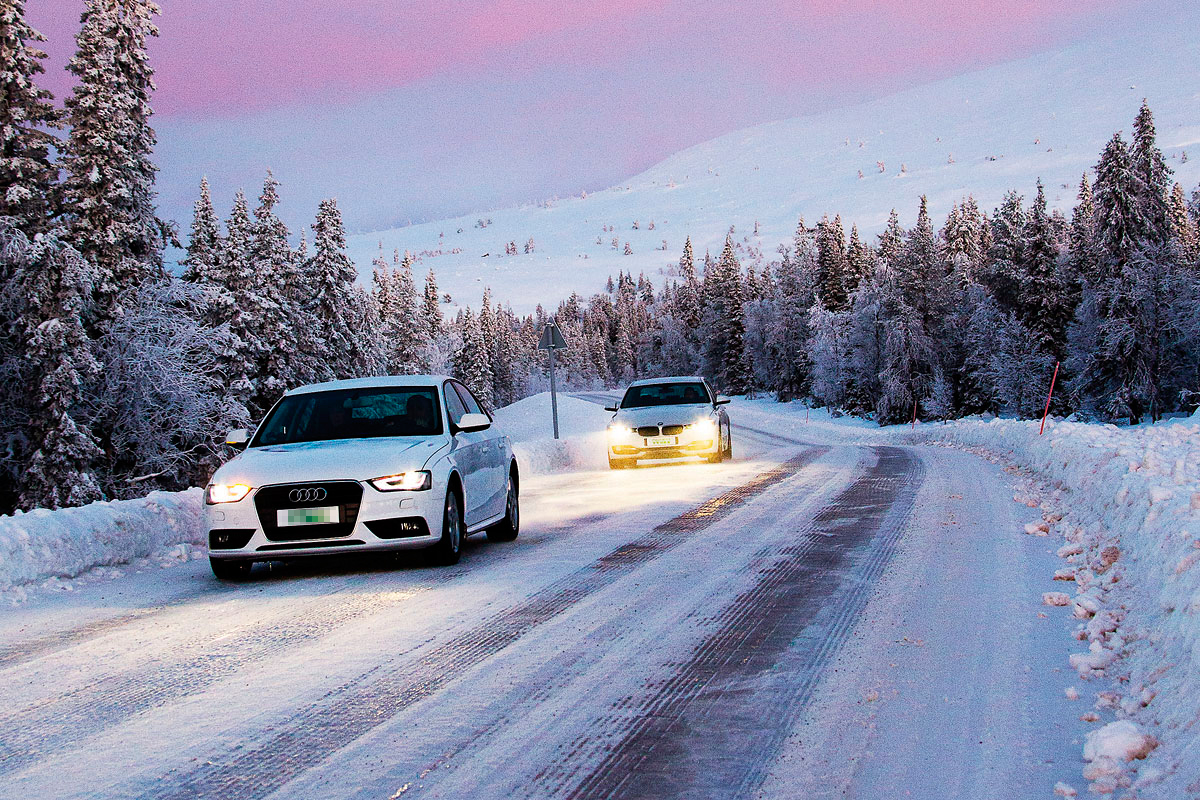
613,404,715,427
211,436,448,487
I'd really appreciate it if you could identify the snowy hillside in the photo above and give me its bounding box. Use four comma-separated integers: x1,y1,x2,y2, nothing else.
348,5,1200,314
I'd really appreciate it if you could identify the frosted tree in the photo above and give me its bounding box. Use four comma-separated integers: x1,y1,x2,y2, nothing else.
984,191,1026,312
59,0,169,323
816,215,851,310
876,209,905,269
807,302,851,409
847,224,874,287
249,171,308,404
308,198,369,379
181,177,221,284
897,196,941,321
1,223,104,509
453,307,493,408
0,0,60,232
701,235,750,393
1018,180,1070,360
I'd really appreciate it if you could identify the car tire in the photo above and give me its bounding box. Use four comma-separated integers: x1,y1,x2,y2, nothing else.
430,487,463,566
723,425,734,460
609,456,636,470
210,558,252,581
487,473,520,543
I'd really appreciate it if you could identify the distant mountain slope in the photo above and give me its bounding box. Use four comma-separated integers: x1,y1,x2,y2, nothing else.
348,5,1200,314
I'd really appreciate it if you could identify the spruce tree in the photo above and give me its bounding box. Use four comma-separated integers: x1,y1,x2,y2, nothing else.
308,198,367,379
421,267,442,340
454,307,493,408
816,215,851,310
3,225,104,509
60,0,168,322
985,191,1026,312
847,224,874,288
181,177,221,284
0,0,60,232
1019,180,1071,360
702,235,750,393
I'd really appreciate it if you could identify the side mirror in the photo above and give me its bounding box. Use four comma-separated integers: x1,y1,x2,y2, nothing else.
714,396,731,406
456,412,492,433
604,405,618,412
225,428,250,450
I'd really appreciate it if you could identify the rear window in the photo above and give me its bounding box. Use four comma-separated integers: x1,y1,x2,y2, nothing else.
252,387,443,446
621,382,711,408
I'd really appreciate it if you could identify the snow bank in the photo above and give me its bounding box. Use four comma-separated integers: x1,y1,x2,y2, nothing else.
0,489,205,594
493,392,611,475
907,417,1200,796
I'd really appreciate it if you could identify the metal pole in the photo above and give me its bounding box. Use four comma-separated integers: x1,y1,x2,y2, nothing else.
548,345,560,440
1040,361,1060,435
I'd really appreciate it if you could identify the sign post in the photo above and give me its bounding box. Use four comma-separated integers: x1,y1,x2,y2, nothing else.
537,321,568,440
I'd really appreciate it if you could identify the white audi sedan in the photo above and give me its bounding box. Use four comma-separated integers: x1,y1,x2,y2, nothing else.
204,376,519,580
605,377,732,469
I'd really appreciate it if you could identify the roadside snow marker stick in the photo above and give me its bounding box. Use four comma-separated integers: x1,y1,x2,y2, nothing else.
1040,361,1060,435
911,398,918,429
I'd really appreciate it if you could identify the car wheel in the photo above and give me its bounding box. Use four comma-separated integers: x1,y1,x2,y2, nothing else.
487,473,520,543
210,558,252,581
431,488,463,566
723,425,734,460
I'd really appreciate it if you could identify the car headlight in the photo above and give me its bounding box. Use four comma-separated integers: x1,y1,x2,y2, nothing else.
608,425,635,438
688,418,718,433
370,471,432,491
206,483,253,504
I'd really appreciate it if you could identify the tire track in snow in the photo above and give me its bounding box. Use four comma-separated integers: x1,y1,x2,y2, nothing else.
0,515,610,774
133,447,830,800
541,445,922,800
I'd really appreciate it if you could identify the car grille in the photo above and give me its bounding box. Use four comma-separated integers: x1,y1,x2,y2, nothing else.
637,425,661,437
254,481,363,541
662,424,685,436
257,540,365,552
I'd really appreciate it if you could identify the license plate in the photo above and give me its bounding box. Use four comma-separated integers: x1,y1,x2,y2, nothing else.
278,506,340,526
647,436,675,447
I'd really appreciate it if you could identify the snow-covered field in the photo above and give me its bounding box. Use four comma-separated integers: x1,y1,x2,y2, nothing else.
347,4,1200,313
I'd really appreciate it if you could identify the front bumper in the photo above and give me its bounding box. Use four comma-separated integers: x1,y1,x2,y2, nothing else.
607,424,719,462
206,480,444,561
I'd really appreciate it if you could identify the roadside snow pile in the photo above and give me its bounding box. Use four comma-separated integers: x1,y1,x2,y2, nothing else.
908,418,1200,797
493,392,611,475
0,489,205,595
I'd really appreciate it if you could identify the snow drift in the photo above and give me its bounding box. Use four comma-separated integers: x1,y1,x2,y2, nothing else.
0,489,205,594
492,392,611,475
909,417,1200,796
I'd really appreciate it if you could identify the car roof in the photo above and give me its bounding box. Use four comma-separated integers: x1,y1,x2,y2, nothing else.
286,375,453,395
626,376,708,387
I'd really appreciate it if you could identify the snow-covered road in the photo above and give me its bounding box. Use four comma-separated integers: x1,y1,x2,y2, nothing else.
0,401,1085,799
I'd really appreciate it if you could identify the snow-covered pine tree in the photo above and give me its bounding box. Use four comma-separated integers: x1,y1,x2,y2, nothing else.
876,209,905,270
453,306,493,408
897,197,941,321
940,199,985,287
847,224,874,288
308,198,370,380
816,215,851,310
181,177,221,284
1131,101,1172,247
0,0,60,233
1018,180,1071,361
701,235,751,394
1068,173,1100,289
807,301,851,409
984,191,1026,312
1,223,104,509
249,171,308,406
59,0,169,323
1169,182,1199,266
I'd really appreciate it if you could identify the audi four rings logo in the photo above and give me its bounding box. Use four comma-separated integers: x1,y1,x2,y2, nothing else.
289,487,328,503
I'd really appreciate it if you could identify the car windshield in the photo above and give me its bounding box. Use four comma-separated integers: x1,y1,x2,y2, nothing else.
251,387,443,446
620,382,710,408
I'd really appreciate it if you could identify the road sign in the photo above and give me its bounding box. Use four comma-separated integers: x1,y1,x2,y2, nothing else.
538,322,568,439
538,322,567,350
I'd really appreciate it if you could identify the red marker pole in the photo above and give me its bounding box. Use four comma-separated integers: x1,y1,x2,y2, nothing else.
1039,361,1060,436
911,398,918,429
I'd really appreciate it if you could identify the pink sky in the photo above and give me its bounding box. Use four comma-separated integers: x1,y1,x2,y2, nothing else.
27,0,1137,231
